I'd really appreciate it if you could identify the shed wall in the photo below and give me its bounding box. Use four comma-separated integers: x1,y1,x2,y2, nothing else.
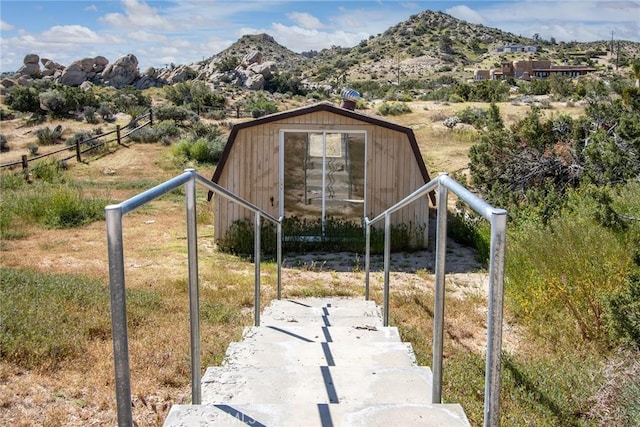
214,110,430,246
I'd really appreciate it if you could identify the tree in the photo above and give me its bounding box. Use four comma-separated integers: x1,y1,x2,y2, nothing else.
631,61,640,88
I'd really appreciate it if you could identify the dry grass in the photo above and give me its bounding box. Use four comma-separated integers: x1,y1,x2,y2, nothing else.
0,100,541,426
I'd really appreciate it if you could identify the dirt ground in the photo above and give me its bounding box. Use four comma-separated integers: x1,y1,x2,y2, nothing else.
0,100,536,426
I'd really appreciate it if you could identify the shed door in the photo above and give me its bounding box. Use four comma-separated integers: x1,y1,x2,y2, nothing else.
280,131,366,235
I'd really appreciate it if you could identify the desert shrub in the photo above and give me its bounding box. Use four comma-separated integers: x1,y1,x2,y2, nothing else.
216,55,239,72
0,108,15,120
456,106,488,128
35,125,63,145
38,89,68,117
378,101,411,116
165,81,226,113
65,131,93,148
6,85,41,113
0,182,108,237
97,103,115,122
83,106,99,124
606,269,640,348
243,92,278,118
111,87,151,113
506,211,632,343
0,134,8,152
127,120,180,144
30,158,65,184
172,135,225,164
447,210,490,263
0,268,160,370
153,104,198,123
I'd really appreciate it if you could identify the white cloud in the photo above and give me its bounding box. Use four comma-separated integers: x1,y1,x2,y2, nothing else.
100,0,173,30
446,5,486,25
84,4,98,12
41,25,105,43
1,20,15,31
128,30,167,43
287,12,324,29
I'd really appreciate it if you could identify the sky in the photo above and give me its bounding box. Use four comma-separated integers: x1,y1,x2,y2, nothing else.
0,0,639,73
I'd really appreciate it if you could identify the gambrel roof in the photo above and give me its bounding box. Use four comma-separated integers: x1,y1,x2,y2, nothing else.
210,102,432,186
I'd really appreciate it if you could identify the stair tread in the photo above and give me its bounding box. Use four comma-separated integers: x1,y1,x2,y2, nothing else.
165,403,470,427
201,366,433,405
242,325,401,343
222,341,417,367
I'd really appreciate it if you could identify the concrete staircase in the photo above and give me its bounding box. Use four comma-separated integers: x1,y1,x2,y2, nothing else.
164,298,470,426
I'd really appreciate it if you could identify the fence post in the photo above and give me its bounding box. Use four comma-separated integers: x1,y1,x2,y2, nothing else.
21,154,29,181
76,139,82,162
149,109,153,127
116,125,122,146
236,106,240,119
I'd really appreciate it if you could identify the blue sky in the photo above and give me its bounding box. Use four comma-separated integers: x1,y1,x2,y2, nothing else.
1,1,638,73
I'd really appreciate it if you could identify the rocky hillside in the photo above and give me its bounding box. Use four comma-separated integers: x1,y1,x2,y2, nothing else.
3,10,639,93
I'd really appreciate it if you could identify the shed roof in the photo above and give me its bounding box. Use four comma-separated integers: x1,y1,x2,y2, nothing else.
211,101,432,187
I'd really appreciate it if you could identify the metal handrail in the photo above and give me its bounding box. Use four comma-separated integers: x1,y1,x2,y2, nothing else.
364,172,507,427
105,169,282,427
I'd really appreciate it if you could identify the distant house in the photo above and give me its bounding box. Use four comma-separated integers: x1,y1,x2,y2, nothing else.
475,59,596,81
494,44,537,53
209,100,434,248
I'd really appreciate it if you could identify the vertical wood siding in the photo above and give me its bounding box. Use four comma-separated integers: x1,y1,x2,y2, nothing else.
214,110,430,246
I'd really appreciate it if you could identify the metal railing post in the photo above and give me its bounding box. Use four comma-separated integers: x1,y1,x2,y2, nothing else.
254,211,261,326
485,209,507,427
277,217,283,300
364,218,371,300
105,205,133,427
432,174,449,404
383,213,391,326
185,170,201,404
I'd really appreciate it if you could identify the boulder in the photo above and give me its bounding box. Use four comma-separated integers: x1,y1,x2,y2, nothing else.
243,50,262,66
248,61,277,79
16,62,40,78
244,73,265,90
24,54,39,64
1,78,15,88
58,62,87,86
101,54,140,89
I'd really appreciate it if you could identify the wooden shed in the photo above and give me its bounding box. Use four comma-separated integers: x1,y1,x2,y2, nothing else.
209,101,434,248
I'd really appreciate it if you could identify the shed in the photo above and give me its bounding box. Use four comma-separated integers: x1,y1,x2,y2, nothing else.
209,101,434,248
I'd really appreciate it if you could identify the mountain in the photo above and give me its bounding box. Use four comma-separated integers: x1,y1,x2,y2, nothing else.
207,10,638,86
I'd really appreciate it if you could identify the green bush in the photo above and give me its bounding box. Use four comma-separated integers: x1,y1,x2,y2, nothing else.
244,92,278,118
0,183,108,235
606,269,640,348
378,101,412,116
35,125,63,145
0,134,8,152
30,158,65,183
38,89,68,117
6,85,41,113
172,135,226,164
153,104,198,123
506,213,632,342
127,120,180,144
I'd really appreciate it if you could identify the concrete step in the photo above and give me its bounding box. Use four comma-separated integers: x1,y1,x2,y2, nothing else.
260,315,383,328
201,366,434,405
222,341,417,367
265,298,378,311
165,402,470,426
263,303,381,319
242,325,401,343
